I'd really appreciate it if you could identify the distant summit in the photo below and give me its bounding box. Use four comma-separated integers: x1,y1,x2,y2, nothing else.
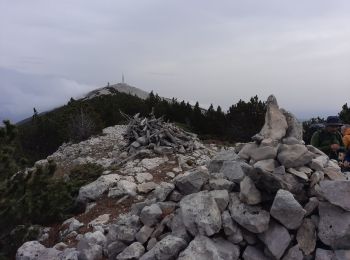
82,83,150,100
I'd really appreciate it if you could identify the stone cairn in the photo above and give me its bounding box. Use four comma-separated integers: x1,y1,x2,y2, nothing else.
122,112,198,155
17,95,350,260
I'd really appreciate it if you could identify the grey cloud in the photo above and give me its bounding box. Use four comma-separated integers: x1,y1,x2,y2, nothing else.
1,0,350,122
0,68,94,122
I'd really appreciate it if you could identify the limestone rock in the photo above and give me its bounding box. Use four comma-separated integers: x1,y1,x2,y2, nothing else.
238,143,259,160
108,180,137,198
281,108,303,141
180,191,222,236
140,204,163,227
282,136,303,145
318,202,350,249
221,211,243,244
169,210,191,242
157,201,176,215
310,171,325,187
175,168,209,195
140,235,187,260
335,250,350,260
249,146,278,161
137,182,158,194
304,197,319,216
254,167,304,194
116,242,145,260
53,242,67,251
254,159,276,173
88,214,110,227
255,95,288,142
219,161,246,183
77,174,121,202
270,189,306,230
317,180,350,211
16,241,46,260
261,138,279,147
178,235,240,260
135,172,153,183
315,248,335,260
282,244,303,260
136,225,154,244
323,166,346,181
229,193,270,233
140,157,168,170
287,168,309,181
277,144,314,168
242,245,269,260
310,156,329,171
62,218,84,235
60,248,79,260
296,218,316,255
77,238,103,260
169,190,183,202
209,178,235,191
210,190,229,212
146,238,157,251
152,182,175,202
107,241,127,260
208,150,239,172
241,229,258,245
258,221,291,260
239,176,262,205
296,166,313,175
108,215,141,243
84,231,107,248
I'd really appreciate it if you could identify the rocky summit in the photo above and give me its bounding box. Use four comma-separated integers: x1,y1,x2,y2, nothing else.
15,95,350,260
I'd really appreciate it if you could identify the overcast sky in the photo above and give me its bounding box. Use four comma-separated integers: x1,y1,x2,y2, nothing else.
1,0,350,122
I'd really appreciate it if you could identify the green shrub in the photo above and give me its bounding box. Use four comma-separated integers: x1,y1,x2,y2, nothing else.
0,225,41,259
0,162,103,258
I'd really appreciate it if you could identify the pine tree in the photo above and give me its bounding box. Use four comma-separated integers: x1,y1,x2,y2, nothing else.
0,120,21,180
339,103,350,124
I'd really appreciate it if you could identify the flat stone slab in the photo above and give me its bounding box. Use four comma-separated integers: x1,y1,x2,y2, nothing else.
180,191,222,236
287,168,309,181
175,168,209,195
317,180,350,211
277,144,314,168
219,161,246,183
140,235,187,260
178,235,240,260
270,189,306,230
229,193,270,233
318,202,350,249
258,221,291,260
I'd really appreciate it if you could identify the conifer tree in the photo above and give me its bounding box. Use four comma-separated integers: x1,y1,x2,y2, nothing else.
0,120,22,180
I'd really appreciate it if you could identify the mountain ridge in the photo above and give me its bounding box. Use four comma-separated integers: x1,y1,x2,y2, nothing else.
82,83,150,100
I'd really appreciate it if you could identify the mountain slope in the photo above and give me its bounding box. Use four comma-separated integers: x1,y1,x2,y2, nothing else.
82,83,150,100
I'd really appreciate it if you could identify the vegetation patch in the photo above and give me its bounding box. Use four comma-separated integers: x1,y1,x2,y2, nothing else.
0,158,103,259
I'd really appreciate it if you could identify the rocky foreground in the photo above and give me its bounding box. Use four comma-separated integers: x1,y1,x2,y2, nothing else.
16,96,350,260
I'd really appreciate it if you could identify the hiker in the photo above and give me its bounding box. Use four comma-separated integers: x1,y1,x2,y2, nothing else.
311,116,344,160
341,125,350,170
342,124,350,150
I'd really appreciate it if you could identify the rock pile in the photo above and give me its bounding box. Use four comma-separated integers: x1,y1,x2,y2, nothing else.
122,113,199,155
16,95,350,260
44,125,128,168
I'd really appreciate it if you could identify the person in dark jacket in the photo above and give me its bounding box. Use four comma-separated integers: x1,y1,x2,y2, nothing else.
311,116,344,160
